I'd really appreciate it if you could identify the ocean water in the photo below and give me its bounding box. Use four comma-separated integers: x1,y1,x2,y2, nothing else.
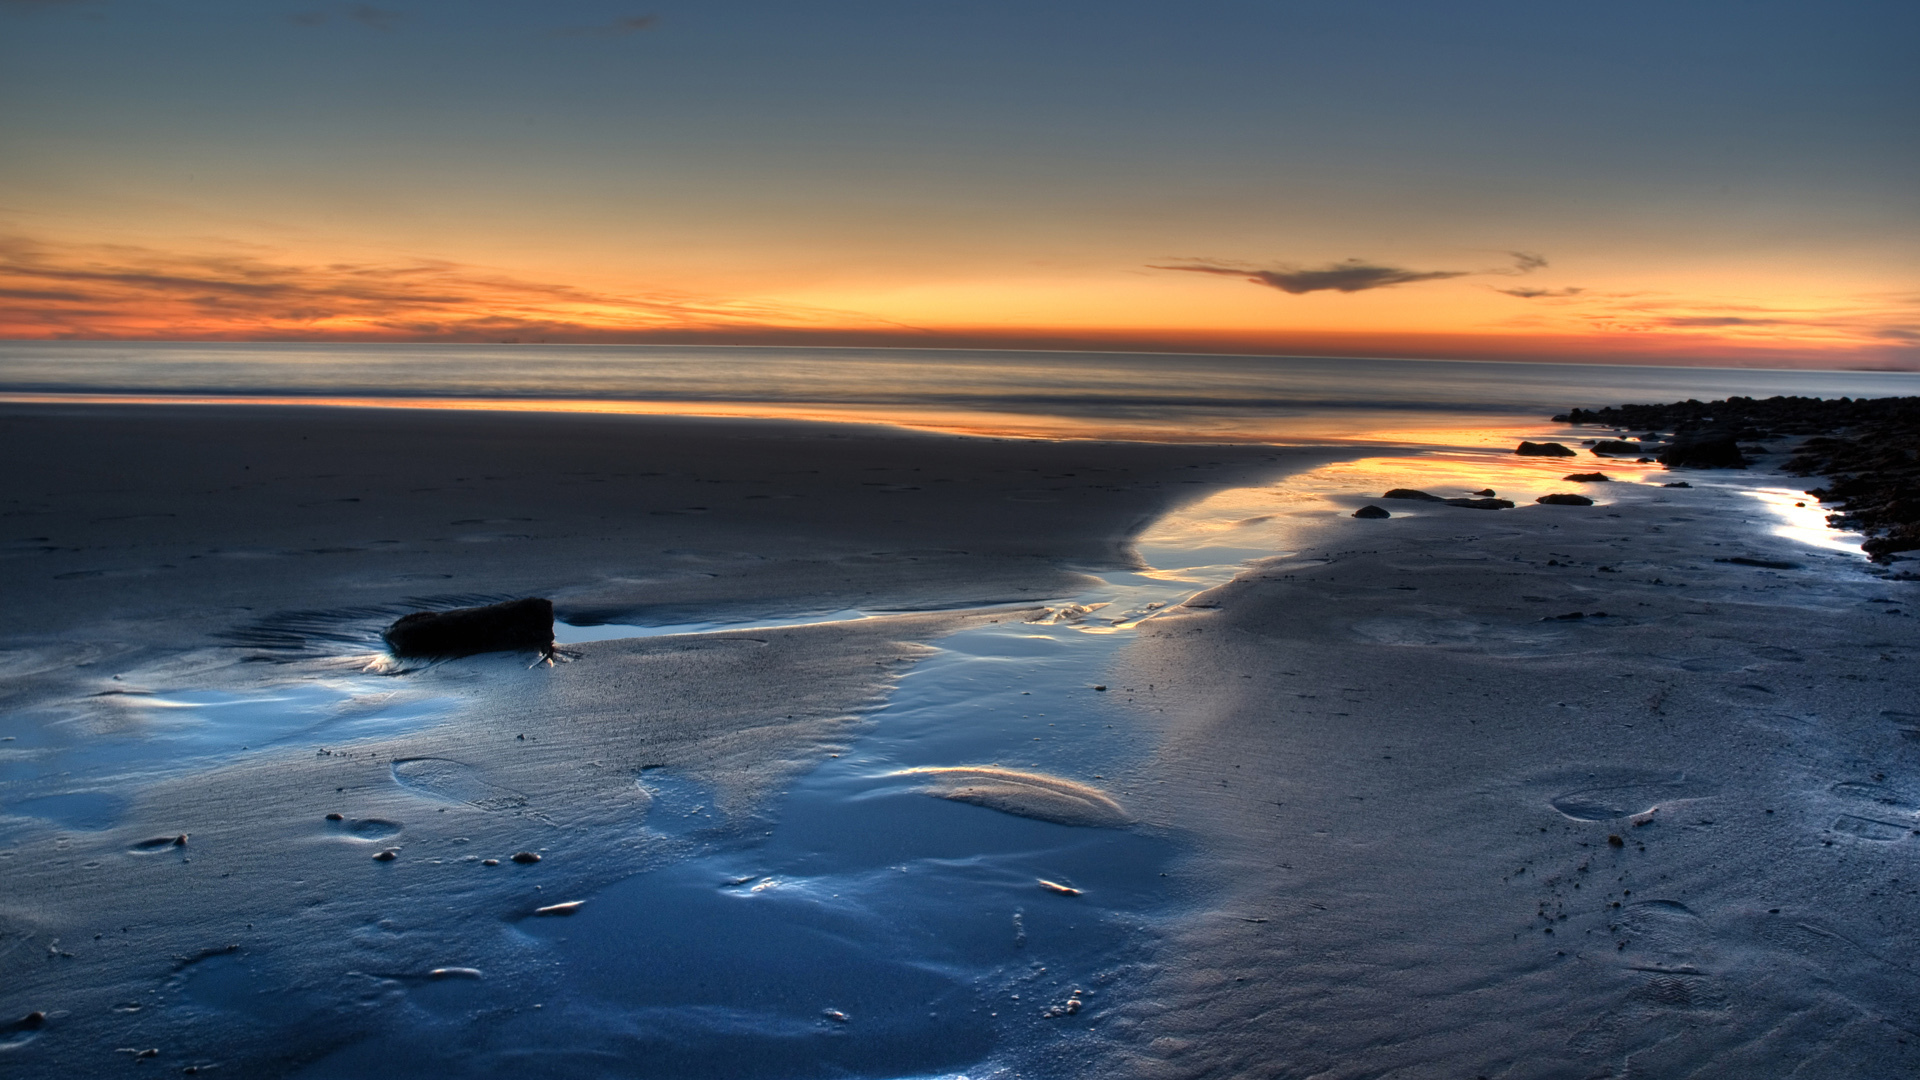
2,341,1914,443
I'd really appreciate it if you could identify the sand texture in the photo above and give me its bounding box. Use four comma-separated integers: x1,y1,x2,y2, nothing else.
1100,472,1920,1078
896,766,1133,827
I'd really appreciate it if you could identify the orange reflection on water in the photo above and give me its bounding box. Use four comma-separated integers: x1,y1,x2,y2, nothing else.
0,392,1561,447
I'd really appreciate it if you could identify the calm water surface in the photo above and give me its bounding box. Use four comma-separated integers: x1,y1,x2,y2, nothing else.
3,341,1914,442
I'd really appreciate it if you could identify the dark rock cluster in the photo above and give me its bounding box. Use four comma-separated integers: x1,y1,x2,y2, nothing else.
1556,395,1920,560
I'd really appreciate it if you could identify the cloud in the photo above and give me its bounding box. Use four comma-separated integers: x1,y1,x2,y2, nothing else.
1154,259,1471,295
0,235,908,341
1498,286,1585,299
1660,315,1785,327
557,14,659,37
1154,250,1550,296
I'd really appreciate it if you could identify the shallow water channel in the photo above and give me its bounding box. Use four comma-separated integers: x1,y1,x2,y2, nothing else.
291,491,1296,1078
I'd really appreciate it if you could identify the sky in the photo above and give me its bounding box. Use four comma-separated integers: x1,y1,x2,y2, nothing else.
1,0,1916,367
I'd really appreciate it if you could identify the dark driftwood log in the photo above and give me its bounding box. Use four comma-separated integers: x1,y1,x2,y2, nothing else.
383,598,554,659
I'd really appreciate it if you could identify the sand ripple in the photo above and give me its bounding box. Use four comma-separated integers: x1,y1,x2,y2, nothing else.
893,766,1131,827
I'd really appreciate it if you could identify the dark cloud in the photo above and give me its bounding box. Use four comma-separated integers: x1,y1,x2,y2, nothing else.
1498,286,1584,299
1505,251,1548,274
1153,259,1470,295
1660,316,1785,327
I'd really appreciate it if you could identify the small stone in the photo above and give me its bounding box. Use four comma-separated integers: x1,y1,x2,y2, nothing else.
1563,472,1610,482
482,858,500,867
1092,685,1107,691
511,851,542,864
1536,493,1594,506
372,849,398,862
1352,505,1390,519
1515,441,1577,457
1607,835,1624,847
325,813,344,821
1662,481,1691,488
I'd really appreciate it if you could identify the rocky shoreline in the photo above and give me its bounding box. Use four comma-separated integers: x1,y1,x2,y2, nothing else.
1557,395,1920,561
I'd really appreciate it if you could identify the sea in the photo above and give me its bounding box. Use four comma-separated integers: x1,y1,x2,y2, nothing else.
1,340,1914,443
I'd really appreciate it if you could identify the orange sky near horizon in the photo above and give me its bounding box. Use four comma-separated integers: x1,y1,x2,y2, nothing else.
2,2,1914,370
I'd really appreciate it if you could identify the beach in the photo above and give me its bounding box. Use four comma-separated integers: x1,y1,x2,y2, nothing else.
1,397,1916,1077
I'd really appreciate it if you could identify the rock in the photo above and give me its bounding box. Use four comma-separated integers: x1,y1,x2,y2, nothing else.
1563,472,1611,482
1352,505,1391,519
1659,433,1747,469
372,849,398,862
1385,488,1509,509
383,598,554,659
1536,493,1594,506
1515,441,1577,457
1471,489,1496,496
1663,481,1691,488
1589,440,1645,455
510,851,542,864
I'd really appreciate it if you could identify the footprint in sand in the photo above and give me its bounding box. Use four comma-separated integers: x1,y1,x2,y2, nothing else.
892,766,1131,828
391,758,528,811
1830,815,1911,842
320,816,402,841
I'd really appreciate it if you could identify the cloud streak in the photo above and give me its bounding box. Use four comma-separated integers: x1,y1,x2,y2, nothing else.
1154,251,1548,296
1154,259,1471,295
0,236,909,341
1498,286,1585,299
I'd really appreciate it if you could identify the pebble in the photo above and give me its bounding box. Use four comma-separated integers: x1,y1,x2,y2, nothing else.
372,850,398,862
511,851,542,864
481,858,500,867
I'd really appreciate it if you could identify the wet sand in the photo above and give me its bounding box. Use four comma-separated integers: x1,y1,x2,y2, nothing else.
1103,462,1920,1078
0,403,1342,1074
